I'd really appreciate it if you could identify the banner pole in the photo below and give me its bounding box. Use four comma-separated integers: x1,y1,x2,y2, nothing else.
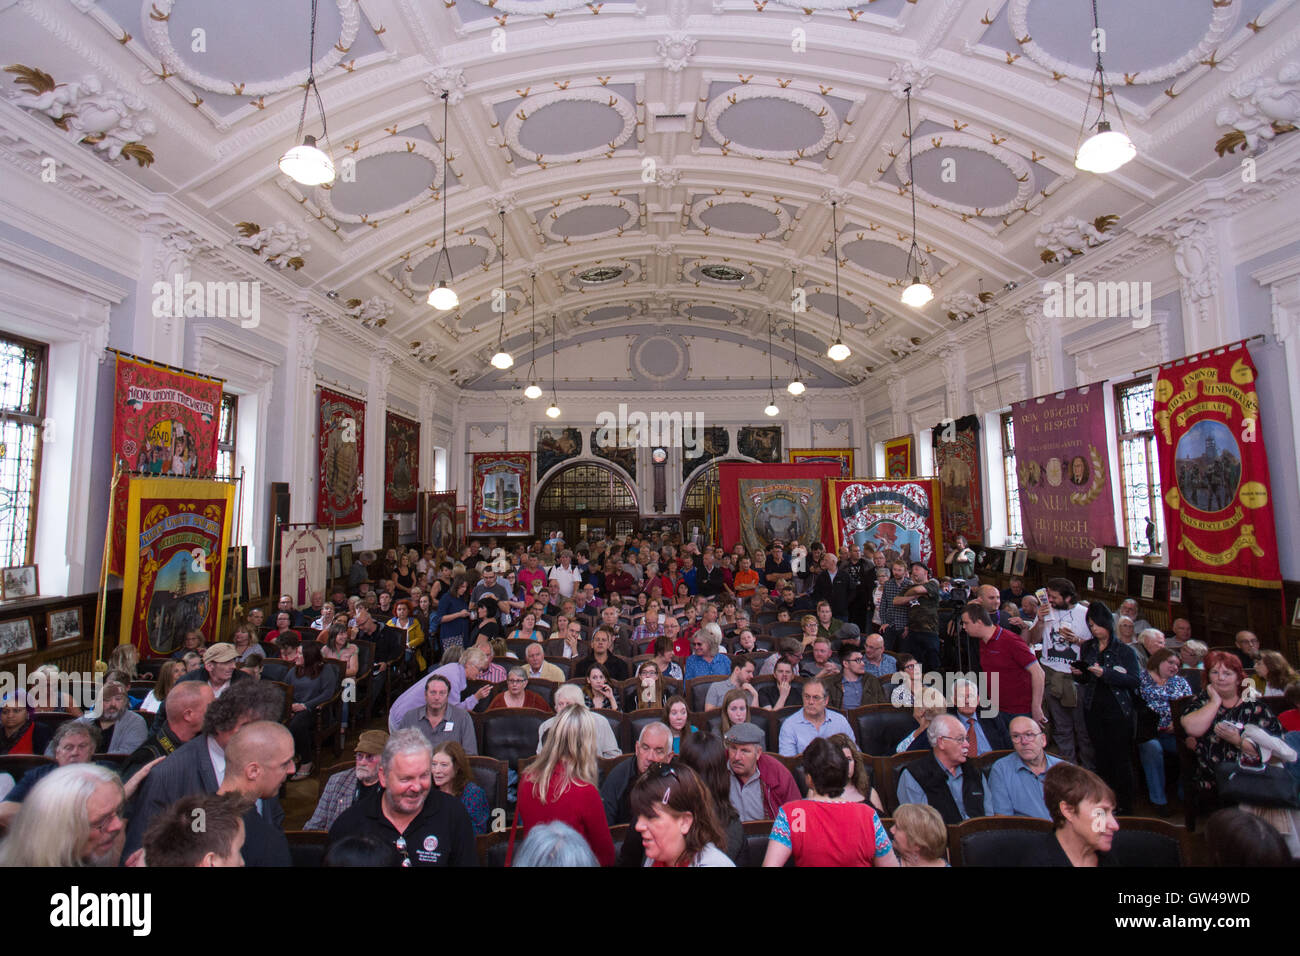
226,467,245,634
272,515,281,603
95,459,123,666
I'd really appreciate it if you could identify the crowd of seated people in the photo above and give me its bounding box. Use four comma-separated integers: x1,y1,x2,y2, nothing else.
2,533,1297,869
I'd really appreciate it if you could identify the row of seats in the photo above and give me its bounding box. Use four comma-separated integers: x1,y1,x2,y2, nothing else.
279,814,1191,868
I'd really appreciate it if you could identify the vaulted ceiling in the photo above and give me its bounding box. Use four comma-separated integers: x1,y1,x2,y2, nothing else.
3,0,1297,393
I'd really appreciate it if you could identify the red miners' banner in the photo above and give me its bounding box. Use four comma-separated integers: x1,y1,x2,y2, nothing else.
826,478,945,575
109,356,222,574
384,412,420,513
119,477,234,657
883,435,915,478
717,462,840,553
1154,344,1281,587
471,452,531,533
318,388,365,528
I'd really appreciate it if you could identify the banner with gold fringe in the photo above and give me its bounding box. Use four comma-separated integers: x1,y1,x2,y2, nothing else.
119,477,235,657
1154,343,1280,588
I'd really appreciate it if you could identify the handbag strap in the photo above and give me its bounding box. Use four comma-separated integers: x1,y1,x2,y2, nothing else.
504,806,521,867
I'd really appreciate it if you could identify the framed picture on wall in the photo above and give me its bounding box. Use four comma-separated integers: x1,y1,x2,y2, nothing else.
1002,549,1015,575
1,564,38,600
1292,598,1300,628
45,607,82,645
331,556,342,580
1103,546,1128,593
339,542,354,576
0,617,35,658
1140,574,1155,600
246,570,261,599
1011,549,1028,576
1169,577,1183,604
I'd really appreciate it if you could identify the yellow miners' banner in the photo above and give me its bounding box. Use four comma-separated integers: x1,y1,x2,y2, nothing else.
119,477,235,657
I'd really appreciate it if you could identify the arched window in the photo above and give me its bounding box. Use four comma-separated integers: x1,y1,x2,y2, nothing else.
535,460,639,544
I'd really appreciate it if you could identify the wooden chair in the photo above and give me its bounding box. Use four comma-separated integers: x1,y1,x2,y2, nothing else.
0,754,53,787
1112,817,1193,867
946,816,1053,867
478,829,510,867
686,675,728,713
1169,695,1203,830
468,755,508,811
309,660,347,764
877,750,933,815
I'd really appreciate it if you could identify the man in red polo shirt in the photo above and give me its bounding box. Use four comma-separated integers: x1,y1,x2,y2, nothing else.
963,603,1046,725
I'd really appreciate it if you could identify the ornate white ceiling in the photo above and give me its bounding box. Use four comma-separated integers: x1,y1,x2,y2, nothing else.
2,0,1298,391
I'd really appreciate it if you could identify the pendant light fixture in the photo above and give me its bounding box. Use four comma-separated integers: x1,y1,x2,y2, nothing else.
278,0,335,185
523,272,542,399
899,85,934,309
764,311,780,417
1074,0,1137,174
826,200,851,362
545,310,561,419
787,269,806,396
489,210,514,369
427,90,459,311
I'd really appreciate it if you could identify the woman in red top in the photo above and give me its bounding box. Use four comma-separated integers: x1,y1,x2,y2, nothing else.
512,705,615,866
762,738,900,868
0,690,44,755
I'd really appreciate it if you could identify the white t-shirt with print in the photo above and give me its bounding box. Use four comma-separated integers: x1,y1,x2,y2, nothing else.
1038,603,1090,674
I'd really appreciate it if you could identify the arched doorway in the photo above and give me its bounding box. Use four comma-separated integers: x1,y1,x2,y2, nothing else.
535,460,639,546
680,457,753,545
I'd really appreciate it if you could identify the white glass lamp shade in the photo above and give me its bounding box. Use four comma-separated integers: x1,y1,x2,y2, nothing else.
545,401,561,419
428,281,458,310
1075,121,1136,174
524,381,543,400
278,135,335,186
490,349,514,370
787,378,806,396
764,400,780,417
901,278,934,308
827,339,851,362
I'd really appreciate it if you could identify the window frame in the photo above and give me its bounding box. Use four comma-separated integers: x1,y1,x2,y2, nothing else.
215,392,238,480
1112,376,1164,556
0,332,48,567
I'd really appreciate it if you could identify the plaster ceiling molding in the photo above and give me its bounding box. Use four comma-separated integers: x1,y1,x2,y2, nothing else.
141,0,362,96
683,303,743,326
564,258,643,290
4,66,157,166
233,220,309,270
540,195,638,243
503,87,637,166
890,131,1034,219
658,33,697,73
342,295,393,329
630,333,689,382
680,256,762,290
463,0,591,14
1035,214,1120,264
656,166,683,189
802,283,877,331
940,289,994,322
1065,315,1168,386
407,339,439,365
688,195,792,241
1213,62,1300,156
812,419,850,444
887,61,934,99
884,334,923,358
424,68,468,106
454,289,525,333
392,233,496,295
580,302,646,325
702,85,840,162
834,222,942,286
1007,0,1239,87
653,242,675,257
312,135,446,226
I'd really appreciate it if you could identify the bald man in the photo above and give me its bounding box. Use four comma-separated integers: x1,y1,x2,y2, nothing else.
976,585,1021,634
1233,630,1261,672
217,721,295,867
120,681,214,785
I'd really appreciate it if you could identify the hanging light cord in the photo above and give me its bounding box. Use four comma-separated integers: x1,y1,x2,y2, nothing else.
831,200,844,341
903,85,923,279
550,311,558,398
527,273,537,377
292,0,330,150
437,91,453,280
496,210,507,351
1075,0,1127,144
766,311,776,401
790,269,802,380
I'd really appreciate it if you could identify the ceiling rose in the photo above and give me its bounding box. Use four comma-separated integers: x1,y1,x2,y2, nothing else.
700,264,747,282
142,0,362,96
578,266,624,283
1008,0,1237,86
703,86,840,160
503,88,637,166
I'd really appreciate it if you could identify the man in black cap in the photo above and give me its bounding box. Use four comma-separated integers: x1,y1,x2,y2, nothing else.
724,722,800,822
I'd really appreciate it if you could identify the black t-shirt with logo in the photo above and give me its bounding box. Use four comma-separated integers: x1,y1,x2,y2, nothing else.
326,788,478,867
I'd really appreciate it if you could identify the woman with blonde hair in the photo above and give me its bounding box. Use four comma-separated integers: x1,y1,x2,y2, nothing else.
0,763,125,867
512,705,615,866
895,684,949,752
891,804,949,867
106,644,140,681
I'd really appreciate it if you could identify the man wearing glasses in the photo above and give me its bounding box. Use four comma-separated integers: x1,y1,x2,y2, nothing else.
894,714,987,824
985,717,1066,820
326,729,476,867
777,678,854,756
